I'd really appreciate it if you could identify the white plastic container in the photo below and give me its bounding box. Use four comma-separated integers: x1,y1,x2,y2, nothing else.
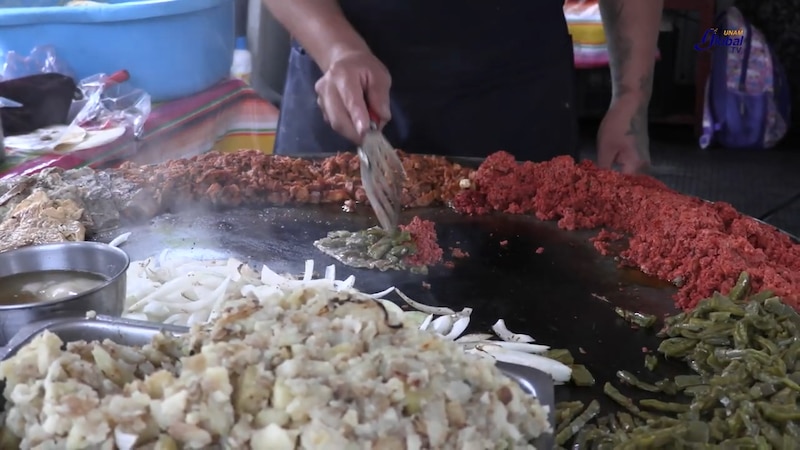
231,36,252,84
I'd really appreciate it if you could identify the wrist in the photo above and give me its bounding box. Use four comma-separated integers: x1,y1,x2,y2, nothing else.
319,40,371,71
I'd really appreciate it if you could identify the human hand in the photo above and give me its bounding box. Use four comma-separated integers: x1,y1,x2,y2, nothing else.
315,50,392,144
596,96,651,174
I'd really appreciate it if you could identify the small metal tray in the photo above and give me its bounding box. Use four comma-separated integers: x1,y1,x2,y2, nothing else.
0,316,555,449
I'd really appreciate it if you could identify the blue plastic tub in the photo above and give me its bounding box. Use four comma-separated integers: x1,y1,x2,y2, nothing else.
0,0,235,101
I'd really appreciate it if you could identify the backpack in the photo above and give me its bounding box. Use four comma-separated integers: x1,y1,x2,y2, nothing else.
700,6,791,150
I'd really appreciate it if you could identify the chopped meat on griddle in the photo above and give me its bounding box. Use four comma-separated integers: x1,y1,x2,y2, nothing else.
452,151,800,311
401,217,443,267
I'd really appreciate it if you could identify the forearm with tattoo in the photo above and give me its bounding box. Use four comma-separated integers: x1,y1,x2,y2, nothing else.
599,0,663,156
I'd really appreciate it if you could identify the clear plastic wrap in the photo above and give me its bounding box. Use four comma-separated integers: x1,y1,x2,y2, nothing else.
68,72,152,139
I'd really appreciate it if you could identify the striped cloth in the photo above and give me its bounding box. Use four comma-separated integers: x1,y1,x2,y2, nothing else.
565,0,661,69
565,0,610,69
0,79,279,181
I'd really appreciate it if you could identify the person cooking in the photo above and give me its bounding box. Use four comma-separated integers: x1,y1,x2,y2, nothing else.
263,0,662,174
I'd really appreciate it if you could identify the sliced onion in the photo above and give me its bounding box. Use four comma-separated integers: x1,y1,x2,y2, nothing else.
469,340,550,354
430,315,453,335
108,232,131,248
403,311,430,329
419,314,434,331
475,344,571,384
324,264,335,280
492,319,535,343
369,286,395,298
302,260,314,281
442,316,470,340
341,275,356,288
379,299,405,322
158,248,170,267
394,288,456,316
455,333,494,343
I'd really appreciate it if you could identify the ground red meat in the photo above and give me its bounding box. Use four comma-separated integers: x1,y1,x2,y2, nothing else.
591,229,624,255
401,216,444,267
453,151,800,311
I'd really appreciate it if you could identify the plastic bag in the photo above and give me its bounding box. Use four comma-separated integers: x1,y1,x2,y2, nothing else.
0,45,75,82
0,97,23,108
68,71,152,139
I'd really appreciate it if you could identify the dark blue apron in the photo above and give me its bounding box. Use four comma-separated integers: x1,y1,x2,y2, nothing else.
274,0,578,161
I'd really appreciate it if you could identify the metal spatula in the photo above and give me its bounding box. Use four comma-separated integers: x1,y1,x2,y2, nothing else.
358,111,405,232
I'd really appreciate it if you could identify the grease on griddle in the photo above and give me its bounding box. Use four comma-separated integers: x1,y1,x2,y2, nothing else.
618,267,674,289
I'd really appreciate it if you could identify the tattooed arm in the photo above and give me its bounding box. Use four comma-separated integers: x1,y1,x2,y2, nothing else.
598,0,663,162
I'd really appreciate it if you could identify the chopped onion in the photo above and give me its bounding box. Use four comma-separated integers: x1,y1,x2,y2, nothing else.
492,319,535,343
108,232,131,248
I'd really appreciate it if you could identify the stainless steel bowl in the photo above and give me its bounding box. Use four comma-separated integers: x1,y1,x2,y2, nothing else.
0,242,129,345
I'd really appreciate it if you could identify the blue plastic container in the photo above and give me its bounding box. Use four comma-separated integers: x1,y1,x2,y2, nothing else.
0,0,235,102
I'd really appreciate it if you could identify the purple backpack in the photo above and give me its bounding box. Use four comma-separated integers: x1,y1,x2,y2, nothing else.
700,7,791,149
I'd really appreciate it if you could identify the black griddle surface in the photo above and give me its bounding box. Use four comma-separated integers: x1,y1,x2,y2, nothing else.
95,204,691,415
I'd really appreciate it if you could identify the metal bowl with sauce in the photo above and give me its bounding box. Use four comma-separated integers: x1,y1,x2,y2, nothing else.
0,242,129,345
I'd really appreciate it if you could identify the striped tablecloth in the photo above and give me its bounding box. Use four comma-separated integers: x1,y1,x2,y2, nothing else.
0,79,279,181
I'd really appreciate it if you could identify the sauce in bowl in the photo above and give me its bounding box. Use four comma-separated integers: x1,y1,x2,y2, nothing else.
0,270,108,306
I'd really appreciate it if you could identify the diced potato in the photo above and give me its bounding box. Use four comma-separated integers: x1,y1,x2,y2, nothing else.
153,434,179,450
272,380,293,409
233,365,270,415
250,423,296,450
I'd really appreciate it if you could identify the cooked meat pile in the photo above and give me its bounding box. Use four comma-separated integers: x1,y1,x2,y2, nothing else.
114,150,471,210
0,288,550,449
0,190,85,253
401,217,444,268
451,151,800,311
0,166,148,244
1,150,798,312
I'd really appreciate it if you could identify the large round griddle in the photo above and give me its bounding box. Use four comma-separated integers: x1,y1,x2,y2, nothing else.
95,200,690,414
